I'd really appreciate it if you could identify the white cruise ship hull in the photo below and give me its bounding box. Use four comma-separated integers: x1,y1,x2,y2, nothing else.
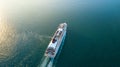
45,23,67,58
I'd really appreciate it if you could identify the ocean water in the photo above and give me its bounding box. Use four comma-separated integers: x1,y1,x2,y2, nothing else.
0,0,120,67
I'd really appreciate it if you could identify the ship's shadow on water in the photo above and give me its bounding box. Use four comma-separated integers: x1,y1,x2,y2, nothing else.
0,30,51,67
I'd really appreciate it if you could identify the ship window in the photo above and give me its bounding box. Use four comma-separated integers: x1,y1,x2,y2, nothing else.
59,31,62,35
52,36,57,43
52,38,57,43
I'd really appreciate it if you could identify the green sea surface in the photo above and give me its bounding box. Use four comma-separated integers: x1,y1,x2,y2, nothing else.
0,0,120,67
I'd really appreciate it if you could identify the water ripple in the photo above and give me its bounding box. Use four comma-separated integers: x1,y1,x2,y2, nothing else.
0,22,17,62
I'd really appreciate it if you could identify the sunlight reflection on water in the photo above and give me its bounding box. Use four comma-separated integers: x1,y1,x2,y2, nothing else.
0,17,51,66
0,21,17,62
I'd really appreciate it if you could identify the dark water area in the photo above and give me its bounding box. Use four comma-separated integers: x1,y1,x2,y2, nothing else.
0,0,120,67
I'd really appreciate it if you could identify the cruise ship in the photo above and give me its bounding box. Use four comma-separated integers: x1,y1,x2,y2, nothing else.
45,23,67,58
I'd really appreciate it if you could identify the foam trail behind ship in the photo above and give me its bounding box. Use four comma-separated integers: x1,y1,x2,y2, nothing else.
38,56,50,67
38,53,54,67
